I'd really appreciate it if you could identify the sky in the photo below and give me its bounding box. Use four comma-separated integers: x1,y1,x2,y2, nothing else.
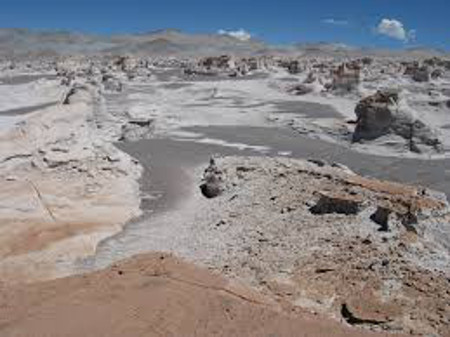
0,0,448,50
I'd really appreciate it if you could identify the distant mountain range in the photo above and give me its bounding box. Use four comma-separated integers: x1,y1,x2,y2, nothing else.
0,28,447,58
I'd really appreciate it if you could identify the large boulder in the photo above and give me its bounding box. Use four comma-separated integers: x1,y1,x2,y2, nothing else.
119,118,154,142
353,91,442,152
62,85,91,105
102,74,123,92
431,68,443,79
412,66,430,82
287,60,301,74
404,62,430,82
287,84,313,96
331,63,360,92
353,90,399,141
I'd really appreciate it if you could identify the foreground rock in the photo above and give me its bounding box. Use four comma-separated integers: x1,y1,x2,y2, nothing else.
168,156,448,337
0,85,142,282
0,253,396,337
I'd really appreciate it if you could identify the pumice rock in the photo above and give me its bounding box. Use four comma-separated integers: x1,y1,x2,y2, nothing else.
331,63,360,93
353,90,399,141
353,90,442,152
200,158,223,199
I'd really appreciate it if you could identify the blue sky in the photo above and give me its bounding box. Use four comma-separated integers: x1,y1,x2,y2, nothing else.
0,0,448,50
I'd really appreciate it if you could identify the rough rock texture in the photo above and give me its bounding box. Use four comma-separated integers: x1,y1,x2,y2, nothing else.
0,85,142,282
287,83,314,96
200,158,224,198
62,85,91,105
0,253,398,337
188,157,449,337
102,74,123,92
331,63,360,92
411,67,430,83
353,91,442,152
119,118,154,142
353,90,400,141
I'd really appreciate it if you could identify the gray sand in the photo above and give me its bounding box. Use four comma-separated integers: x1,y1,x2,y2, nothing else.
0,102,57,116
0,74,56,85
185,126,450,200
160,82,193,90
272,100,341,119
80,125,449,275
115,124,448,224
116,138,261,215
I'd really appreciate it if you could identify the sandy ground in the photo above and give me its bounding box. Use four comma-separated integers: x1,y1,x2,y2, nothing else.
0,253,401,337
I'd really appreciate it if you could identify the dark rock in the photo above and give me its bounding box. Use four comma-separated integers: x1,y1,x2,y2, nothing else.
287,60,300,74
361,57,373,66
303,72,316,84
307,159,327,167
200,158,223,199
370,206,391,232
331,63,360,92
120,119,154,142
353,91,441,152
431,69,443,79
62,85,90,105
310,192,362,215
340,303,387,326
412,67,430,83
353,90,399,141
287,84,313,96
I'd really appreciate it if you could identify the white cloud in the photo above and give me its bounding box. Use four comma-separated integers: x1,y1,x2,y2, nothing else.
376,18,415,42
218,29,252,41
322,18,348,26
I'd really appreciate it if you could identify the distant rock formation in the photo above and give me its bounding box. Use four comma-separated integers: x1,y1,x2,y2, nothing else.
353,90,399,141
62,85,91,105
331,62,360,92
412,66,430,82
353,90,442,153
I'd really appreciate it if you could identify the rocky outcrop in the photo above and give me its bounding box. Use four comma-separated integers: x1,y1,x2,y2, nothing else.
119,118,154,142
0,83,142,283
286,60,301,74
286,83,313,96
404,62,430,82
102,74,123,92
309,192,363,215
353,90,399,141
412,66,430,82
190,156,450,337
353,91,442,152
431,68,443,79
199,55,233,70
62,85,91,105
331,63,360,92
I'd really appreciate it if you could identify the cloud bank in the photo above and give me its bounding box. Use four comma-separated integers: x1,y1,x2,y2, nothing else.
218,29,252,41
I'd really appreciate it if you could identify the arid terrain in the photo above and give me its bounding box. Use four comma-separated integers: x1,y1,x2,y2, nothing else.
0,29,449,336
